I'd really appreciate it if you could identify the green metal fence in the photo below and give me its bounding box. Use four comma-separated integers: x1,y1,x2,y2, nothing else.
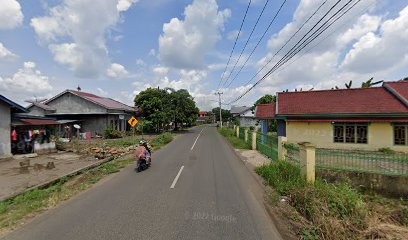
247,130,253,146
239,128,245,140
284,143,301,166
316,148,408,176
256,132,278,160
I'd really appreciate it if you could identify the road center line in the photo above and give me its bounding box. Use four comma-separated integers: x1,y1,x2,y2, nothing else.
190,127,205,151
170,166,184,189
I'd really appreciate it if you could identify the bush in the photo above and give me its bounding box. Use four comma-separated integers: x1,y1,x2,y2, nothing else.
151,132,173,147
104,128,123,139
256,161,366,239
379,147,395,154
136,120,154,134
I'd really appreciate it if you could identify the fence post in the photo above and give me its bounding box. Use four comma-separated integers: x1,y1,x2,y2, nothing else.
233,125,236,131
278,136,287,160
252,131,257,150
298,142,316,184
236,126,240,138
244,129,248,142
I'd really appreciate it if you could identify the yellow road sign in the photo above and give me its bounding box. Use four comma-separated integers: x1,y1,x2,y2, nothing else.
128,117,138,127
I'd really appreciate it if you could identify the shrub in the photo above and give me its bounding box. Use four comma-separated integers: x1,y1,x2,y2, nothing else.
256,161,366,239
104,128,123,139
379,147,395,154
151,132,173,146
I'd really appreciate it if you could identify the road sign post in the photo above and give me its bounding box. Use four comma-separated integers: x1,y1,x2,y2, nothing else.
128,117,139,146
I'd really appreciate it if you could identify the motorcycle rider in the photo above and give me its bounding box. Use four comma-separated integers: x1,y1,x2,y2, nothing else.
138,140,151,164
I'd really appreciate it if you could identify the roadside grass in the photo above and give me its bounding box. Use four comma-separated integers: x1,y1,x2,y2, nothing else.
256,161,408,239
217,128,251,149
151,132,174,151
0,132,175,235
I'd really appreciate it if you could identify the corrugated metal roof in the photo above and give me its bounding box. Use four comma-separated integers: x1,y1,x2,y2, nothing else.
19,119,61,125
69,90,136,112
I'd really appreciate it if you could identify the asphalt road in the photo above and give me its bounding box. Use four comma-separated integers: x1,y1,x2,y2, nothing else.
2,126,282,240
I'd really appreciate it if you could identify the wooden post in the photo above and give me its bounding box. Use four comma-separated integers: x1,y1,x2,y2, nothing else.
298,142,316,184
278,136,287,160
236,126,240,138
252,131,257,150
244,129,248,142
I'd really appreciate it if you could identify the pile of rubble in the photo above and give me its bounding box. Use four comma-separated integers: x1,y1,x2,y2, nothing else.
84,146,136,160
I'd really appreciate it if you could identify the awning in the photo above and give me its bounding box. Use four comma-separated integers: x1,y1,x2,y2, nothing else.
19,119,61,125
57,120,81,124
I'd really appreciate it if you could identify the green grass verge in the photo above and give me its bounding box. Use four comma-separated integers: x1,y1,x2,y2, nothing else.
0,132,175,234
256,161,408,239
218,128,251,149
0,159,133,232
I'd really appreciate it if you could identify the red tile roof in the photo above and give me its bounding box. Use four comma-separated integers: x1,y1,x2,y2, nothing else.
69,90,136,112
198,111,208,115
383,81,408,106
277,86,408,115
255,104,276,118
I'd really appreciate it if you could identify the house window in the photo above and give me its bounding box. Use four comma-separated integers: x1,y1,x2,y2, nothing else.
394,125,407,145
333,123,368,144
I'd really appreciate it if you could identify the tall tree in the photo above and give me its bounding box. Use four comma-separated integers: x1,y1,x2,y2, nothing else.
134,88,171,132
211,107,232,122
166,88,199,130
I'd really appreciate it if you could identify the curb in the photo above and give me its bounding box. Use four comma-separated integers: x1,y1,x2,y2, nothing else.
0,155,118,202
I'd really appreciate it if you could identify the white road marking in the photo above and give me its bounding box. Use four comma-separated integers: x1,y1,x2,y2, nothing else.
170,166,184,189
190,127,206,151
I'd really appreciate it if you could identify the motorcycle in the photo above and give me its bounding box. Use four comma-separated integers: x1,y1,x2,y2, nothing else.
135,144,152,172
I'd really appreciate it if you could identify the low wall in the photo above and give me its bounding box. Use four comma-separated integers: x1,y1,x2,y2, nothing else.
318,169,408,198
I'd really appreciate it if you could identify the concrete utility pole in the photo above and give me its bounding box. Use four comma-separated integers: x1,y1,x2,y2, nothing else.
215,92,223,128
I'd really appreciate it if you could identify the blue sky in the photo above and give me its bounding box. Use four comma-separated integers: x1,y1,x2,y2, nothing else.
0,0,407,111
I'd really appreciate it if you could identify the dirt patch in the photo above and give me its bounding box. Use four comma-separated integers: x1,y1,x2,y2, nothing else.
0,152,99,201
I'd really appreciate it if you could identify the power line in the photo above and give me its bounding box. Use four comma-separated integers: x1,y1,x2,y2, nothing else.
228,0,362,104
274,0,372,77
239,0,328,88
221,0,273,88
217,0,252,90
224,0,287,88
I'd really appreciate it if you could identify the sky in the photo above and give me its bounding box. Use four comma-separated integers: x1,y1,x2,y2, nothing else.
0,0,407,111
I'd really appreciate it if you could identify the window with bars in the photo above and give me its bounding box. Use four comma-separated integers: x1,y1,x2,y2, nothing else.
333,124,368,144
394,125,407,145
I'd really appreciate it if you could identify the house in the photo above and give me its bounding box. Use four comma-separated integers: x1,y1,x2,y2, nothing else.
27,90,139,136
255,81,408,152
0,95,62,157
197,111,214,123
230,106,257,127
0,95,28,158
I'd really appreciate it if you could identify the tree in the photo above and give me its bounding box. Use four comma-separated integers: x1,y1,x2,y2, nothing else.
134,88,170,132
211,107,232,122
254,94,276,105
361,77,383,88
166,88,199,130
134,87,199,132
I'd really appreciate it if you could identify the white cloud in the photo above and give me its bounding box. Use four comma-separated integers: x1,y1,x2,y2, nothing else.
159,0,231,69
0,62,53,102
251,0,408,96
117,0,139,12
227,30,242,40
0,0,23,30
30,0,138,78
148,49,156,57
341,6,408,74
96,88,108,96
0,42,18,61
106,63,129,79
136,59,146,66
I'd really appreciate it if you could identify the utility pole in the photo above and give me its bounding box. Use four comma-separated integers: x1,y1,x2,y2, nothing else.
215,92,223,128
